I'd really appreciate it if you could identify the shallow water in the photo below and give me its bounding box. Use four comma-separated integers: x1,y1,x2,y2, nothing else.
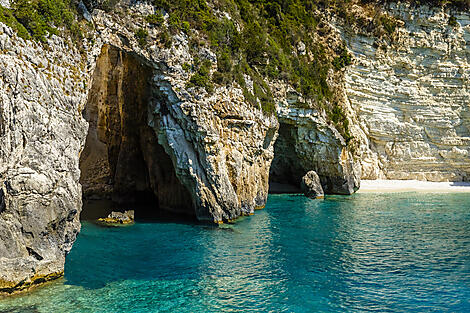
1,193,469,312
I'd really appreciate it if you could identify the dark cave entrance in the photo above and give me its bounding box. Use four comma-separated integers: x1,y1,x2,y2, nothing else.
269,123,305,194
79,45,194,221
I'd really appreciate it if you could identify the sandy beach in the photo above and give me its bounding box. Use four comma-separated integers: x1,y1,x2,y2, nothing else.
358,180,470,193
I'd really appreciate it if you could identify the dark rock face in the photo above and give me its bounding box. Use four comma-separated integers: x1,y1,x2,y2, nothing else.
301,171,324,199
79,45,194,217
0,188,5,213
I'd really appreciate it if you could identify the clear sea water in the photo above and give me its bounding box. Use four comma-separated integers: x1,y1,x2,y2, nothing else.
1,193,469,312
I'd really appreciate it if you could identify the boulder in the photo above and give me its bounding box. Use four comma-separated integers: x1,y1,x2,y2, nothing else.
301,171,324,199
98,210,135,225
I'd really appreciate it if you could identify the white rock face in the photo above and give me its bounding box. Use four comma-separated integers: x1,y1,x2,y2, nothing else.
0,0,10,9
0,24,89,292
89,6,279,222
2,0,468,296
344,3,470,182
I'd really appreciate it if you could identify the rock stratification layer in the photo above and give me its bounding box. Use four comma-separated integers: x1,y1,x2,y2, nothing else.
345,3,470,181
0,2,281,293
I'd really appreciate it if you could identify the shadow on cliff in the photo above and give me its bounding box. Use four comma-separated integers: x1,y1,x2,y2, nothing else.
79,44,196,223
450,182,470,187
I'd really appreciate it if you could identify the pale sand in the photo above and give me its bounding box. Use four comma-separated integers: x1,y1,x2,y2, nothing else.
358,180,470,193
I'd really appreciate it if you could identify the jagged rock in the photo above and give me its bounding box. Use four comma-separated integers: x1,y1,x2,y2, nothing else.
301,171,324,199
0,0,10,9
270,101,361,195
78,1,92,22
98,210,134,225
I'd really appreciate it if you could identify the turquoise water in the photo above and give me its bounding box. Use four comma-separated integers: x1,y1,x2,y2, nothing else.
1,193,469,312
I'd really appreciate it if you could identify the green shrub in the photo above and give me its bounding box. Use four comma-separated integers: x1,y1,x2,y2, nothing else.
448,15,458,27
6,0,79,43
182,62,191,72
100,0,120,12
217,50,232,73
135,28,148,48
0,6,30,40
159,27,172,47
146,13,164,26
333,48,353,70
187,59,214,92
0,0,81,43
378,14,397,35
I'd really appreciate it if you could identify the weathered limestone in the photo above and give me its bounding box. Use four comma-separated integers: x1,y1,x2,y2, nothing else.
343,3,470,182
79,44,194,215
0,24,89,293
151,77,279,221
98,210,134,225
1,0,468,297
0,2,280,294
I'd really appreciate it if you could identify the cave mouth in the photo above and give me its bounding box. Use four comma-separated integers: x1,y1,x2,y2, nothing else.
269,123,305,194
79,44,195,222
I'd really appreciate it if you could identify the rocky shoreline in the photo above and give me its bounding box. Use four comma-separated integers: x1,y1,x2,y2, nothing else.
0,0,469,296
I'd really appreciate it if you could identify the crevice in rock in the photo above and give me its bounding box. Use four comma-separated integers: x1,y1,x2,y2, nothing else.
26,247,43,261
0,188,5,214
79,44,194,220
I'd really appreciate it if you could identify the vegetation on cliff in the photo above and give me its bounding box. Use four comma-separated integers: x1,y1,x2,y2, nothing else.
1,0,468,140
0,0,81,42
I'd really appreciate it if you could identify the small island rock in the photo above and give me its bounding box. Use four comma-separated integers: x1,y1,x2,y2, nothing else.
301,171,324,199
98,210,135,225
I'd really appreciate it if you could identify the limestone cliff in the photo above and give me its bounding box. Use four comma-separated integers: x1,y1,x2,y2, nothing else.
0,1,279,293
270,87,360,195
342,2,470,181
0,23,88,293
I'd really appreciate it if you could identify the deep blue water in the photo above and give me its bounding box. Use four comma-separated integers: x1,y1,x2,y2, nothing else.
1,193,469,312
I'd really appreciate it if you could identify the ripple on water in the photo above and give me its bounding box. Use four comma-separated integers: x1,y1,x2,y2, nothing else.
0,193,469,312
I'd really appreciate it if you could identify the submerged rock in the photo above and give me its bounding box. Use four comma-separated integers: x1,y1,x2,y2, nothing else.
98,210,135,225
301,171,324,199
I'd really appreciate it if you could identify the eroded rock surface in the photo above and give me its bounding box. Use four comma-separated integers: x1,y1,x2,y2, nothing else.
98,210,134,225
2,0,469,296
344,3,470,181
0,24,88,293
301,171,324,199
271,98,361,195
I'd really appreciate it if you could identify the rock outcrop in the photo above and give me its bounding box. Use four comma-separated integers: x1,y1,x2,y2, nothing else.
301,171,324,199
343,2,470,182
270,92,361,195
0,2,279,294
98,210,134,225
